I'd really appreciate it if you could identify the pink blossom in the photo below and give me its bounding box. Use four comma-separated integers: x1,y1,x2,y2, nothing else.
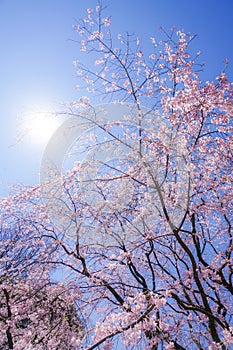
103,18,111,26
137,51,143,58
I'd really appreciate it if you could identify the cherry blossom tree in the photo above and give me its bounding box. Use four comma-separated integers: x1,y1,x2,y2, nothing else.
2,1,233,349
0,196,84,349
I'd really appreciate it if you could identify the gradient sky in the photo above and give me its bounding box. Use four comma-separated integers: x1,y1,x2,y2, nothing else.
0,0,232,196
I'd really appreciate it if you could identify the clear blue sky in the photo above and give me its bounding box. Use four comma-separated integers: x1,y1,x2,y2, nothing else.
0,0,232,196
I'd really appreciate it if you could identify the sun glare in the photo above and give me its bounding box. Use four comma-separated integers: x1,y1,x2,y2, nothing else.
27,112,60,146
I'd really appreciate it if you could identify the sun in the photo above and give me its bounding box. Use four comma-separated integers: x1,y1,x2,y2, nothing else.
26,111,60,146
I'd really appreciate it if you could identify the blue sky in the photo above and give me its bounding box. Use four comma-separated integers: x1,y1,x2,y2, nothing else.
0,0,232,196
